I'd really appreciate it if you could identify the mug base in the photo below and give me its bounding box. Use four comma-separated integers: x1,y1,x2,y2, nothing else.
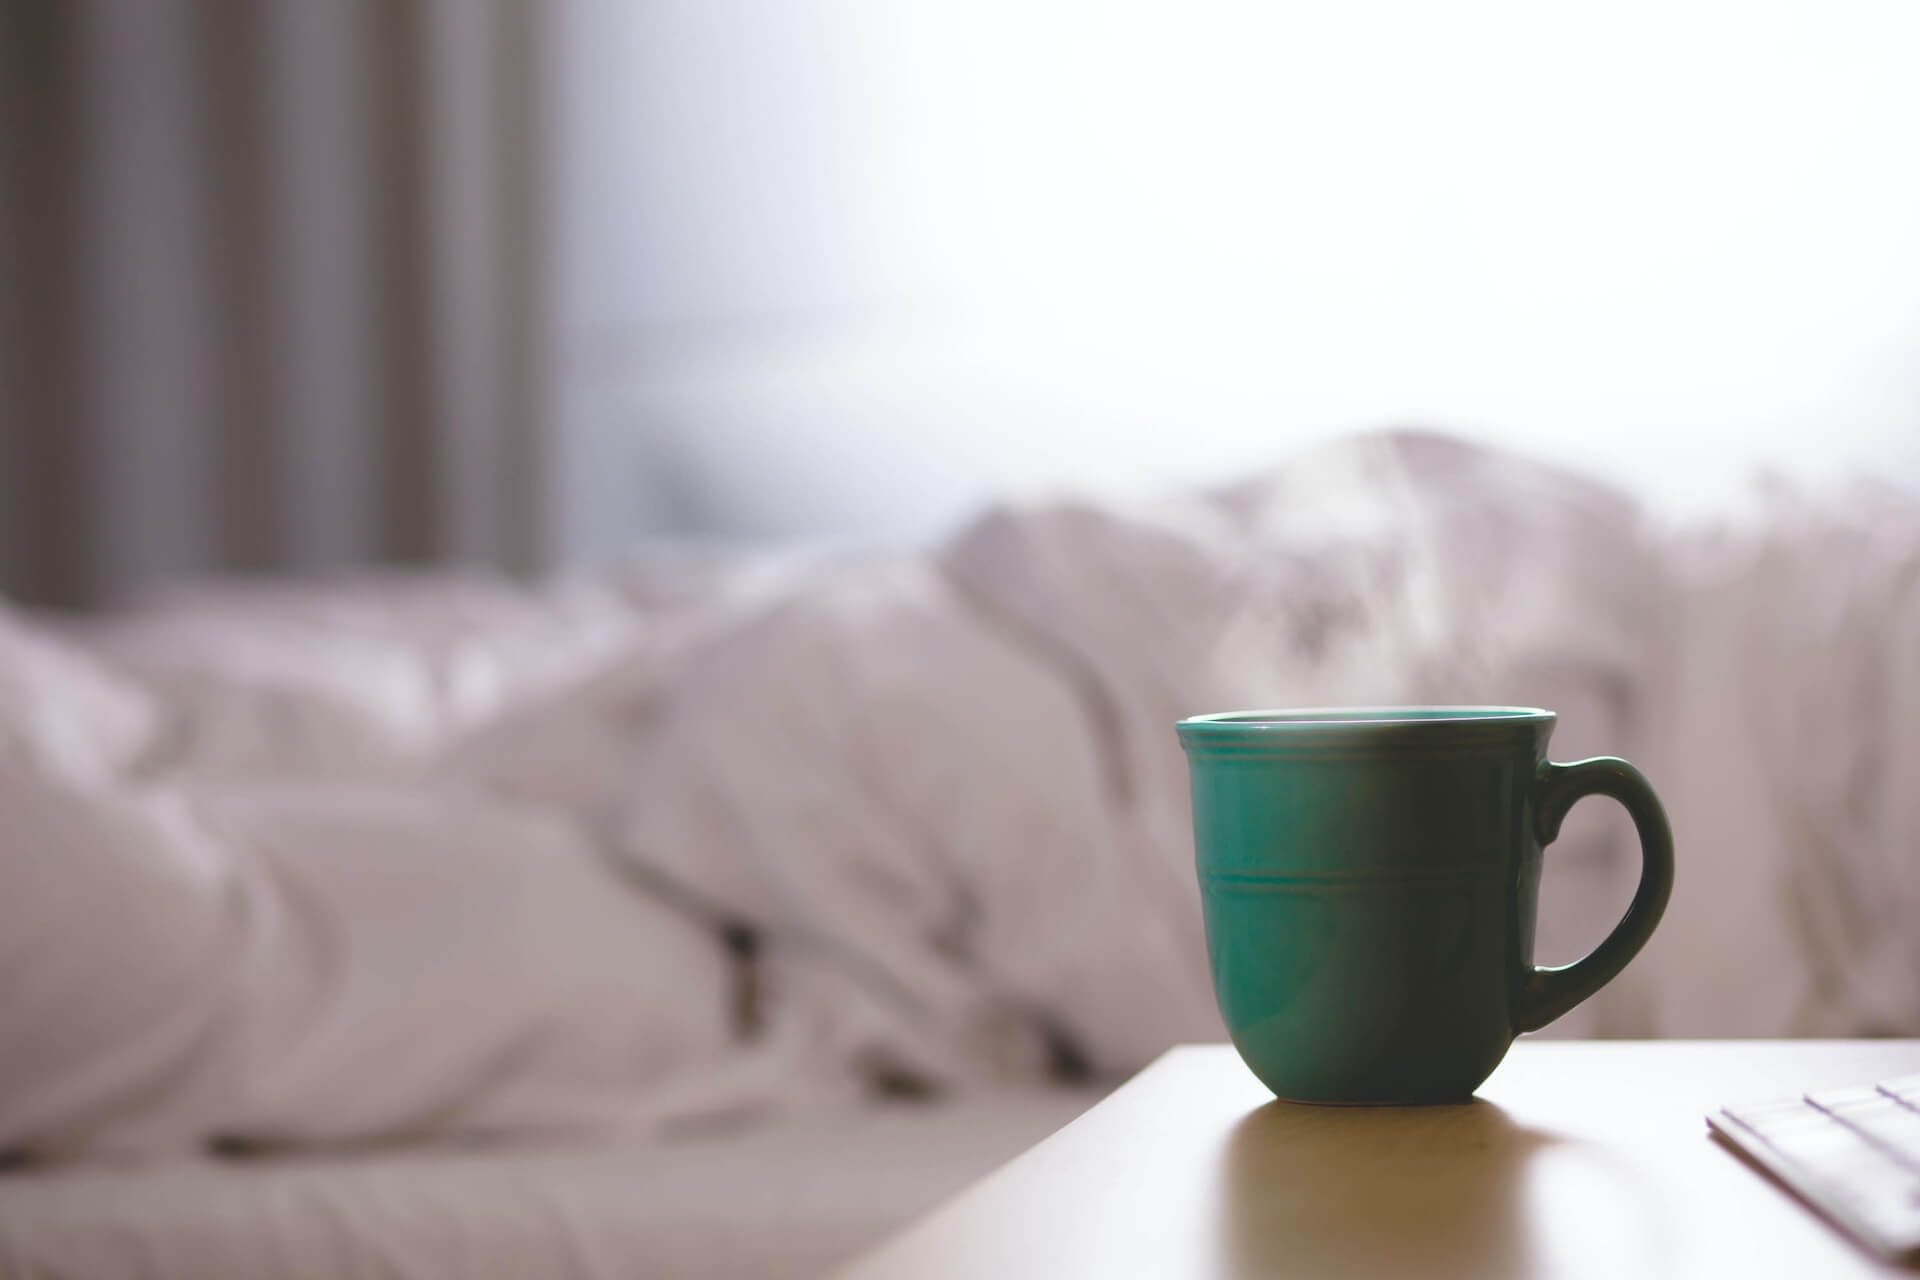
1269,1092,1477,1108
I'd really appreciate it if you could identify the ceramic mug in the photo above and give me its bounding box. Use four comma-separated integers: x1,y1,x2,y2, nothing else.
1176,707,1673,1104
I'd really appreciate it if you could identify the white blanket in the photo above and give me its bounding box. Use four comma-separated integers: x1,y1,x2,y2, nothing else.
2,432,1915,1160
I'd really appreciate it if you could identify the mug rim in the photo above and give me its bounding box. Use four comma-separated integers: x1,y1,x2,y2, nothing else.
1178,705,1554,732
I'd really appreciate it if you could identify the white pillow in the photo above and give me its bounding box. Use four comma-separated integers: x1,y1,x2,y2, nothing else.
0,604,157,784
87,614,444,779
82,574,645,780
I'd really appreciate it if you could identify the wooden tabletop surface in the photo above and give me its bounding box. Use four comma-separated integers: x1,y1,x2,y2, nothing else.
837,1040,1920,1279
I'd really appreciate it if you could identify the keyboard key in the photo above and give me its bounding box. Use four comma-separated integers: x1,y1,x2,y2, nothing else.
1810,1089,1920,1174
1878,1073,1920,1109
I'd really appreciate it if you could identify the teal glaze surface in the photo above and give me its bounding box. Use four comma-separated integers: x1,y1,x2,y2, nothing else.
1177,707,1673,1104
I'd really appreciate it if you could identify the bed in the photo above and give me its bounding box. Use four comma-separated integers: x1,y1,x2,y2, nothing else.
3,432,1916,1277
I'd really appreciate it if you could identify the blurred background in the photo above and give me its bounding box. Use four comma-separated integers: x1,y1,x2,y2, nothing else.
4,8,1920,1274
4,0,1919,610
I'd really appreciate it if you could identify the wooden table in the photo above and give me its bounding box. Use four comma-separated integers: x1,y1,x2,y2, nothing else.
836,1041,1920,1279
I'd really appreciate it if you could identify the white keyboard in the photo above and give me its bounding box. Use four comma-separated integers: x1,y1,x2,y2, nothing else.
1709,1072,1920,1261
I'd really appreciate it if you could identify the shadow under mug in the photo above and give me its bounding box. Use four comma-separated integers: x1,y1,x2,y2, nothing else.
1176,707,1673,1104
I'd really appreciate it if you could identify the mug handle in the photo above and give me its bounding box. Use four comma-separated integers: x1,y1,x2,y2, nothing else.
1512,757,1675,1033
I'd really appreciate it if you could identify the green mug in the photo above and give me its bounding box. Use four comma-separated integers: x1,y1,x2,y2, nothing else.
1176,707,1673,1104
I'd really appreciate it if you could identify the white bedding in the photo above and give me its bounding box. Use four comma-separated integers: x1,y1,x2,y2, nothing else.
2,430,1916,1169
0,1090,1097,1279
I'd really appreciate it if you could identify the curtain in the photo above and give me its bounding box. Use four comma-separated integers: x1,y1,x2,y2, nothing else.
0,0,548,610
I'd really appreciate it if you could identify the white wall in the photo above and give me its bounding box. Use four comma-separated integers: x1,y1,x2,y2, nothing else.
554,0,1920,551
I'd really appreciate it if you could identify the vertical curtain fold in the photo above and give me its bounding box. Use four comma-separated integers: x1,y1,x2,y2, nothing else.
0,0,548,610
0,1,93,605
200,0,283,571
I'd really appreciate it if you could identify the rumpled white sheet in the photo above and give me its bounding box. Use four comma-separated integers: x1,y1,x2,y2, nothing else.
2,432,1916,1161
0,1090,1098,1280
1627,480,1920,1037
